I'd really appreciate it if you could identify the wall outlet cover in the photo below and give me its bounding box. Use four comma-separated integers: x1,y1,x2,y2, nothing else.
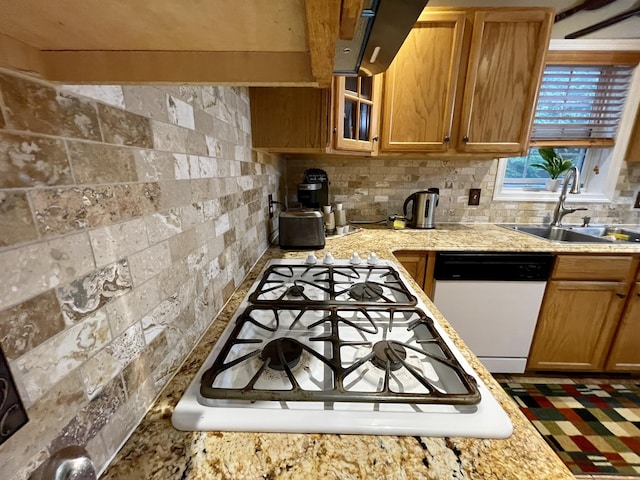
468,189,481,206
634,190,640,209
0,347,28,445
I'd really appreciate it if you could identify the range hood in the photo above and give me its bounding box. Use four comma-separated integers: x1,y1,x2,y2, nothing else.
334,0,429,76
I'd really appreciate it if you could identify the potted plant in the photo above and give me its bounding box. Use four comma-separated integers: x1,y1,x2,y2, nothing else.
532,148,573,191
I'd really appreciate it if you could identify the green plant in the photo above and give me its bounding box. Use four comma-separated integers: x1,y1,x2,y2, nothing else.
531,148,573,179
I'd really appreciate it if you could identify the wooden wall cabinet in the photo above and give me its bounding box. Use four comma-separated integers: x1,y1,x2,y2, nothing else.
380,8,553,156
250,75,382,154
527,254,640,372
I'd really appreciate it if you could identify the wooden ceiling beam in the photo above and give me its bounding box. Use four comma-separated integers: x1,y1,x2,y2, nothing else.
0,32,45,77
339,0,365,40
40,51,317,85
305,0,341,88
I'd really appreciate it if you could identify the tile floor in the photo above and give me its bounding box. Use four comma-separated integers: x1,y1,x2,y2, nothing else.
495,373,640,480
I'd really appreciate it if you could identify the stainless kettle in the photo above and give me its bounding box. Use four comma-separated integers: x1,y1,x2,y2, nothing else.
403,189,439,229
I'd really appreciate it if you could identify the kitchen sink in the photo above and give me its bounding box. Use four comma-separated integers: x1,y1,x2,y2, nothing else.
499,224,640,243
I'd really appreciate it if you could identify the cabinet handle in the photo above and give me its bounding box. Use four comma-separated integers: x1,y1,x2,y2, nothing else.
373,136,379,142
444,136,450,142
616,293,626,298
333,127,337,134
462,136,469,142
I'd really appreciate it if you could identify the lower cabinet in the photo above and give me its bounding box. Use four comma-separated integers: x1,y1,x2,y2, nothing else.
394,250,435,299
527,254,640,373
605,281,640,371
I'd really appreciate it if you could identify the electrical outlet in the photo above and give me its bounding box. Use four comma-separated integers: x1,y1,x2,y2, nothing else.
268,194,274,218
468,188,481,206
0,347,28,446
634,191,640,209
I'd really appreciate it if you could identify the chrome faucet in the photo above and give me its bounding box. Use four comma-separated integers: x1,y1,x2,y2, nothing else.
550,166,588,227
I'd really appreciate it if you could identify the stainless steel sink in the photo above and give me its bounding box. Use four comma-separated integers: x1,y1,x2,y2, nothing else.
503,225,613,243
499,224,640,243
564,226,640,243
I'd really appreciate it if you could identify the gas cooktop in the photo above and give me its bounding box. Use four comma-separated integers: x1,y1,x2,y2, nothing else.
172,255,513,438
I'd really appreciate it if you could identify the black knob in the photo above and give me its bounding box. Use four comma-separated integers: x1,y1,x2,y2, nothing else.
333,127,337,134
462,136,469,142
444,136,450,142
373,136,379,142
616,293,626,298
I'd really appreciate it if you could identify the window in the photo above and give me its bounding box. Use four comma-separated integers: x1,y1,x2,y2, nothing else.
495,59,639,201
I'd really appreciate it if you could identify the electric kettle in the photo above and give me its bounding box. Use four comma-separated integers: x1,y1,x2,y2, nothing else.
403,189,439,229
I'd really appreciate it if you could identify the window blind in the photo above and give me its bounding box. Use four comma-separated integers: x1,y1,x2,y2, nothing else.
531,64,635,143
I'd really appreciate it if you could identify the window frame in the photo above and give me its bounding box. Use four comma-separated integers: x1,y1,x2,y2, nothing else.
493,39,640,204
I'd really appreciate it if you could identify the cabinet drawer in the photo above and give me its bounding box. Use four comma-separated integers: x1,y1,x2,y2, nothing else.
552,255,635,281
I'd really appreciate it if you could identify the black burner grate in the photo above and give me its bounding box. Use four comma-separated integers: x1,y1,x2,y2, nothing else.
248,264,418,306
200,305,480,405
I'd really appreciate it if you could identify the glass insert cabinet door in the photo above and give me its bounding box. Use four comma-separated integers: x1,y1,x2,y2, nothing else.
334,75,380,152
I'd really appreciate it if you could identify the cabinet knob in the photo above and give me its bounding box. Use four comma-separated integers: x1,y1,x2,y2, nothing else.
616,293,626,298
462,136,469,142
373,136,379,142
444,136,450,142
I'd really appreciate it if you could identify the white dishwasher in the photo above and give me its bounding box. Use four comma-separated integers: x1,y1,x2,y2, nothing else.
432,252,554,374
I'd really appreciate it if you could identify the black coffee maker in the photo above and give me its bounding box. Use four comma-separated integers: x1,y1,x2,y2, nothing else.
298,168,329,209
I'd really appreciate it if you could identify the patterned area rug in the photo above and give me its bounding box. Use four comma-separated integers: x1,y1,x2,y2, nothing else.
501,382,640,476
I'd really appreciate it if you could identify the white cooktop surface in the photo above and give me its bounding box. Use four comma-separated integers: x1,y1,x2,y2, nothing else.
172,257,513,438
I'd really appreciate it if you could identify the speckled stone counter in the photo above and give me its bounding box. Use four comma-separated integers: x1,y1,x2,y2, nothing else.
101,224,640,480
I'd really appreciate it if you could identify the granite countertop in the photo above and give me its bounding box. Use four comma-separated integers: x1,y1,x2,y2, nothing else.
101,224,640,480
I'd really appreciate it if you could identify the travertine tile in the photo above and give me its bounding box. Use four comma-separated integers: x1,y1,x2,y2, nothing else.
107,321,145,368
0,133,73,188
122,86,169,121
106,277,160,335
56,259,132,324
127,241,171,287
80,346,121,399
186,129,207,155
145,209,183,244
62,85,125,108
0,232,95,310
50,375,126,452
67,141,137,184
30,186,120,236
151,120,188,152
156,180,191,210
97,103,153,148
0,290,65,360
168,229,198,261
133,149,175,182
0,190,38,248
167,95,195,130
89,218,149,267
13,309,111,404
0,73,101,140
114,182,161,218
0,369,86,480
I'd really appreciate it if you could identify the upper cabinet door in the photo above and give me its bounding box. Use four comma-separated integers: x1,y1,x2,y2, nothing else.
459,10,552,154
334,75,382,153
380,12,466,152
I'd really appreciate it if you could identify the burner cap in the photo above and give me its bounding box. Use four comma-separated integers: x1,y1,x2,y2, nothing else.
261,338,303,371
348,282,384,301
371,341,407,371
286,285,305,298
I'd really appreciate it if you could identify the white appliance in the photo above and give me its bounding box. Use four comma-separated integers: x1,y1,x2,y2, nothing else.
172,255,513,438
432,252,554,374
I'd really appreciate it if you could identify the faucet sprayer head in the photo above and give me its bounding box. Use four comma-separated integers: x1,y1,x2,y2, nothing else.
568,166,581,194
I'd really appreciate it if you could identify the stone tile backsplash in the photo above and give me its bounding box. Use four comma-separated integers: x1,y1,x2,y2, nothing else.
285,156,640,225
0,68,282,479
